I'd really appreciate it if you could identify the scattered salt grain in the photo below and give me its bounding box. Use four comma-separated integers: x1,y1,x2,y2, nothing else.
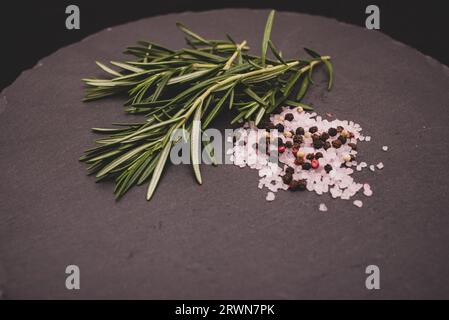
376,162,384,170
369,165,375,172
363,184,373,197
382,146,388,151
365,136,371,142
353,200,363,208
319,203,328,212
266,192,275,202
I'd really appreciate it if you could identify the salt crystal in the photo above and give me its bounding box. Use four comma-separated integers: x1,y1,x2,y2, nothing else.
376,162,384,169
369,165,375,172
353,200,363,208
266,192,275,202
363,183,373,197
382,146,388,151
319,203,328,212
365,136,371,142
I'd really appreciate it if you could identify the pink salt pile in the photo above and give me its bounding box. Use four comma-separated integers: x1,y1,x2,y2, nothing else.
230,107,384,207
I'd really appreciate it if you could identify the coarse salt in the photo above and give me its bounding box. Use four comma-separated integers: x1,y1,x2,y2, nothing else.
231,107,384,204
353,200,363,208
319,203,328,212
266,192,275,202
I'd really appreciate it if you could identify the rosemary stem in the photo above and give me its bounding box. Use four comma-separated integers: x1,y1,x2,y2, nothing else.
223,40,247,70
173,56,331,134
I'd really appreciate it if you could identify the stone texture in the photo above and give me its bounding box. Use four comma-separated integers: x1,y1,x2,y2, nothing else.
1,9,449,299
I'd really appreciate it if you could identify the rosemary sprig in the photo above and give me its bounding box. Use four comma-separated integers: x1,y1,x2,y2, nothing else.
80,10,333,201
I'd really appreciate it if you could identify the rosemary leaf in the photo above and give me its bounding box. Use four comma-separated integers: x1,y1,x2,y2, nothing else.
191,105,203,185
261,10,275,67
146,142,171,201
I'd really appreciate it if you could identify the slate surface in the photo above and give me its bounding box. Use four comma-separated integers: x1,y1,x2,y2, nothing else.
1,9,449,299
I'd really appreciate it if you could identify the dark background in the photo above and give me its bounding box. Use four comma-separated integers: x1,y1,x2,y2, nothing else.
0,0,448,91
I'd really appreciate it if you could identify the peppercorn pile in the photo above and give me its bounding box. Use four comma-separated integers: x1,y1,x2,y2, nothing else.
230,107,385,208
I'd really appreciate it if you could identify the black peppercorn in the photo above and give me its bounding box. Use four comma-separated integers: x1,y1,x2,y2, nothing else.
275,123,284,132
315,152,323,159
285,141,293,148
284,113,294,121
332,140,342,148
302,162,312,170
286,167,295,175
324,164,333,173
347,143,357,150
313,139,323,149
295,127,305,135
293,135,303,144
289,180,299,191
294,158,304,166
320,132,330,141
323,141,331,150
312,133,320,141
289,179,307,191
282,173,293,185
338,135,347,144
309,126,318,133
298,179,307,191
328,127,337,137
306,153,315,160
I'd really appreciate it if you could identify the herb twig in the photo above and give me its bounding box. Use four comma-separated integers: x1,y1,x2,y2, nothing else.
80,10,333,201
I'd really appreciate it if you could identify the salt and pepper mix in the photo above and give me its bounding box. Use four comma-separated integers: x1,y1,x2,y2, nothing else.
230,107,386,210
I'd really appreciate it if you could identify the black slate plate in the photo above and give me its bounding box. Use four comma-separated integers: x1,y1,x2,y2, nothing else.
1,9,449,299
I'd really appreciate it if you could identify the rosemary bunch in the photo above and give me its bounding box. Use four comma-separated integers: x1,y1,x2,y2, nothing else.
80,10,333,201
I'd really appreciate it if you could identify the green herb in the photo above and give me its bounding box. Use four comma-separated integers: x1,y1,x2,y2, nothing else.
80,10,333,201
